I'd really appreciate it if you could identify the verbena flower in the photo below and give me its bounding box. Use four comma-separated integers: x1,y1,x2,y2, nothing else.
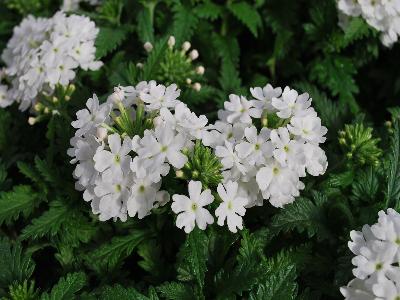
341,209,400,300
337,0,400,47
1,12,102,111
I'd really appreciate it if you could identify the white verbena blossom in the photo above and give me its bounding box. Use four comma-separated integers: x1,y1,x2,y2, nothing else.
341,208,400,300
337,0,400,47
1,12,102,110
204,83,327,209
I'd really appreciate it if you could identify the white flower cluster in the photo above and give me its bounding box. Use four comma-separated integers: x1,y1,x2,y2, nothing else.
69,81,208,222
62,0,100,11
341,209,400,300
202,84,328,208
337,0,400,47
69,82,327,233
1,12,102,110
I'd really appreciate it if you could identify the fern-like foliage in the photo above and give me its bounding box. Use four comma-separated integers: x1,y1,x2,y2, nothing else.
40,272,86,300
228,2,262,37
0,238,35,289
0,185,39,225
387,120,400,209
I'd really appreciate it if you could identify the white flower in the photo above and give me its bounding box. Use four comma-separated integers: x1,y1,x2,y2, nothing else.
93,134,132,177
0,85,12,108
1,12,102,110
71,94,111,136
94,169,131,221
250,83,282,111
340,278,375,300
224,94,262,124
216,141,247,175
202,121,245,148
270,127,305,169
256,160,303,207
215,181,247,233
235,126,273,166
127,177,160,219
171,181,214,233
288,115,327,145
302,143,328,176
271,87,311,119
137,124,188,169
140,82,180,111
373,277,400,300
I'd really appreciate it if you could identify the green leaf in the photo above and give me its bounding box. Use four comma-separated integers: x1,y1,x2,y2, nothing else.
157,282,195,300
99,284,150,300
141,37,168,81
176,229,209,291
215,230,265,299
249,252,298,300
0,185,39,225
172,3,199,45
86,228,152,272
228,2,262,37
194,2,222,20
351,167,379,203
20,200,71,240
0,238,35,288
137,6,155,44
388,121,400,209
40,272,86,300
95,27,130,59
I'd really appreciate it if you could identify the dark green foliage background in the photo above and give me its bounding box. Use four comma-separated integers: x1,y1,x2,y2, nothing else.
0,0,399,299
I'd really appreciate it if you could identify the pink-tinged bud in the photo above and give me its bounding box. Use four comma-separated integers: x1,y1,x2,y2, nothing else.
168,36,176,48
96,127,108,141
193,82,201,91
144,42,153,52
189,49,199,60
182,41,191,52
196,66,205,75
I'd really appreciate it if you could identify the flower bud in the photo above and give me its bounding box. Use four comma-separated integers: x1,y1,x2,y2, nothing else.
168,36,176,48
186,78,192,85
196,66,205,75
52,96,58,103
136,62,144,69
28,117,36,125
144,42,153,52
34,102,43,112
176,170,185,179
193,82,201,91
182,41,191,52
108,86,125,103
96,127,108,142
189,49,199,60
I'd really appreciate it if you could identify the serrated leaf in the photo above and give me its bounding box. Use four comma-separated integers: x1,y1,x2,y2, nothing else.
40,272,86,300
157,282,195,300
137,4,155,44
20,200,71,240
194,2,222,20
388,121,400,209
177,229,209,291
228,2,262,37
99,284,150,300
0,185,39,225
141,37,168,81
249,253,298,300
95,27,129,59
86,228,152,272
172,3,198,45
0,238,35,288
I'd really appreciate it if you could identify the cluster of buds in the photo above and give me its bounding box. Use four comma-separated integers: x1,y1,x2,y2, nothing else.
338,123,382,167
141,36,204,91
29,84,76,125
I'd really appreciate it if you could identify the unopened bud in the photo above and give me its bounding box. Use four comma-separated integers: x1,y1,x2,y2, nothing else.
193,82,201,91
182,41,191,52
136,62,144,69
96,127,108,141
186,78,192,85
34,103,43,112
176,170,184,178
385,120,392,128
65,95,71,101
109,86,125,103
196,66,205,75
144,42,153,52
338,130,345,137
168,36,176,48
52,96,58,103
44,107,50,114
339,138,346,145
189,49,199,60
28,117,36,125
